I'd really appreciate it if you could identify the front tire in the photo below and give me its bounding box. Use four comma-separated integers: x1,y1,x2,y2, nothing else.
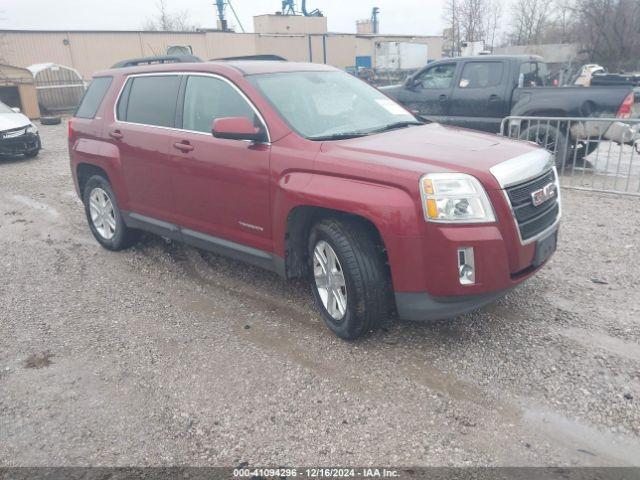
82,175,139,251
308,218,389,340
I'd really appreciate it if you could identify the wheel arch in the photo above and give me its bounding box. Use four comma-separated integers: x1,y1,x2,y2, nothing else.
282,205,391,282
76,163,111,197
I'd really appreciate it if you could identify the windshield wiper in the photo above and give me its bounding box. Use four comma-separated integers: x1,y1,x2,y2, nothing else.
308,121,425,141
308,132,370,141
366,120,425,134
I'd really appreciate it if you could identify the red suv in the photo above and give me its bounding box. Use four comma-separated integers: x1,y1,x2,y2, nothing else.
69,59,560,339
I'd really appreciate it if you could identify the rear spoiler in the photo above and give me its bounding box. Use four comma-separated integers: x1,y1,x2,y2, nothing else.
111,55,202,68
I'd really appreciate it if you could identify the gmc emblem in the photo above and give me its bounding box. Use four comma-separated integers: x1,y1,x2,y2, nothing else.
531,182,556,207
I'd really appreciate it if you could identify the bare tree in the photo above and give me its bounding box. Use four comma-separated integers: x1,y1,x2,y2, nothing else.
484,0,503,50
143,0,199,32
458,0,487,42
509,0,555,45
573,0,640,70
442,0,462,56
443,0,502,54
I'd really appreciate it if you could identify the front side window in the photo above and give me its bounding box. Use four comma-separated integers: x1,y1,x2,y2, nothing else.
459,62,504,89
248,71,417,139
75,76,112,119
415,63,457,89
119,75,181,127
182,75,257,133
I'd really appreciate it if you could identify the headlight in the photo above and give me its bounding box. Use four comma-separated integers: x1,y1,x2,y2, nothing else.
26,124,38,134
420,173,495,223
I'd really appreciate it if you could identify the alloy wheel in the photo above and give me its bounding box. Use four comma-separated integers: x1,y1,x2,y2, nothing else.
313,240,348,321
88,187,116,240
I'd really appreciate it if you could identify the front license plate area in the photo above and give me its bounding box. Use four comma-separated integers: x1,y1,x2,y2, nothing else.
533,229,558,268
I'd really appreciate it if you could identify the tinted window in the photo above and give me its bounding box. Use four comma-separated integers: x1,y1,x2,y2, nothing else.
122,75,181,127
182,76,256,133
416,63,456,89
459,62,504,88
75,77,112,119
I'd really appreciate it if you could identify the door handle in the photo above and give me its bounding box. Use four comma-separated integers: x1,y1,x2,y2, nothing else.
173,141,194,152
109,130,123,140
488,94,500,102
439,94,448,102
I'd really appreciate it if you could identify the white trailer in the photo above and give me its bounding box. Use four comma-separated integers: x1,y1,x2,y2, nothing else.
375,42,429,70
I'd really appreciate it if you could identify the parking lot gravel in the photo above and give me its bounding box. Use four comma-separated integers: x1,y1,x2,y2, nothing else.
1,121,639,467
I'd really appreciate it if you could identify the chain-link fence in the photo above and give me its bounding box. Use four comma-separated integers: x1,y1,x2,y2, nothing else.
500,116,640,196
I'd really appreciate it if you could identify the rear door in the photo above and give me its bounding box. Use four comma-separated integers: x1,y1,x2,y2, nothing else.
394,62,457,120
111,74,180,221
169,74,272,253
448,60,510,133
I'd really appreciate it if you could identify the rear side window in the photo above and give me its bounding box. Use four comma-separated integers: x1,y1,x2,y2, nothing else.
75,77,112,119
119,75,181,127
459,62,504,88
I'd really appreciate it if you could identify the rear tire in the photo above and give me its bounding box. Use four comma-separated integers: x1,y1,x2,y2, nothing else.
308,218,389,340
82,175,139,251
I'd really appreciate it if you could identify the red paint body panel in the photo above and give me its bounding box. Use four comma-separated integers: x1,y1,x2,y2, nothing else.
69,61,558,311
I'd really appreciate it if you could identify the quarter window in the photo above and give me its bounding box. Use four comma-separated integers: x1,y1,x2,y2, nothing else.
119,75,181,127
75,77,112,119
459,62,504,88
182,75,257,133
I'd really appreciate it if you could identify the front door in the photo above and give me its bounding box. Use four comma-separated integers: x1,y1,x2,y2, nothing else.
394,62,457,121
169,74,272,253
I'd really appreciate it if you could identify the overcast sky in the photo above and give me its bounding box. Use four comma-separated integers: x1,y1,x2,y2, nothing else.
0,0,448,36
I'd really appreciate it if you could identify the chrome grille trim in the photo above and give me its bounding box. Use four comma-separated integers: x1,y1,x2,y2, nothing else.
490,149,554,189
501,167,561,245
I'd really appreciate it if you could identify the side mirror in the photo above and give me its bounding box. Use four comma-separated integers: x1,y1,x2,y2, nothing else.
11,107,20,113
212,117,267,143
405,75,416,88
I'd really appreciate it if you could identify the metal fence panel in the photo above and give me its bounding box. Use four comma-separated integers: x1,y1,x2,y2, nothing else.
500,116,640,196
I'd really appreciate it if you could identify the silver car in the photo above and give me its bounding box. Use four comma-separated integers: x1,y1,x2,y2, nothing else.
0,102,40,157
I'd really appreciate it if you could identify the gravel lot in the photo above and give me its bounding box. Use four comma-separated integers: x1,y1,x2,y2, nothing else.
1,121,639,467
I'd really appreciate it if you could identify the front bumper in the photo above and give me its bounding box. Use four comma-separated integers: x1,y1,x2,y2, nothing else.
395,288,513,321
0,132,41,156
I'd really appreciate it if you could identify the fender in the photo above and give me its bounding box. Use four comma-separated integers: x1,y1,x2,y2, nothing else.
72,138,129,208
272,171,426,290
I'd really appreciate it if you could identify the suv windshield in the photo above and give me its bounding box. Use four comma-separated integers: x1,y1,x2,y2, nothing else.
248,71,420,140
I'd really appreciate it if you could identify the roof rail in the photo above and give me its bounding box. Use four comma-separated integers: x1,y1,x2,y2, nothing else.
212,54,287,62
111,55,202,68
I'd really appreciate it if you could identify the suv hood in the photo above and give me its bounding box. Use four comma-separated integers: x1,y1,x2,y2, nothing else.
0,112,31,132
319,123,540,182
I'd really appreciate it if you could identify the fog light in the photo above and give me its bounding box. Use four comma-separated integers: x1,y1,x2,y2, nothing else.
458,247,475,285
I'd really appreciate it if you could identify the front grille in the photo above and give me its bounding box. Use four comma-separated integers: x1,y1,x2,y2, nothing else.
1,127,27,139
506,169,559,242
